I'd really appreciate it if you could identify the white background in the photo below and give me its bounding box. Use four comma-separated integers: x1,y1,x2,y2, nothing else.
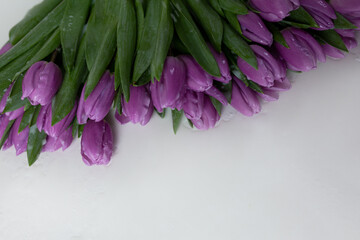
1,1,360,239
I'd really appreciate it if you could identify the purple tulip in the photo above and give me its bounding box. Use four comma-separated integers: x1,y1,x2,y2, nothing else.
0,82,14,113
330,0,360,18
21,61,62,106
115,85,153,126
5,107,25,121
3,115,29,155
77,71,115,124
249,0,300,22
276,28,326,72
42,127,73,152
208,45,232,83
300,0,336,30
150,57,186,113
322,44,345,59
81,120,113,166
238,45,285,88
0,115,10,142
237,12,273,46
191,96,220,130
205,86,228,106
180,55,213,92
0,42,12,55
336,29,358,50
231,77,261,117
37,102,77,137
182,90,205,120
258,77,292,102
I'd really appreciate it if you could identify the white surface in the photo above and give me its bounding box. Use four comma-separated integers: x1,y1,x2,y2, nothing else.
1,1,360,239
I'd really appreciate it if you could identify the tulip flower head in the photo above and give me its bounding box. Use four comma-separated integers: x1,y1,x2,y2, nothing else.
42,127,73,152
77,71,115,124
81,120,113,166
180,55,213,92
3,115,29,155
150,57,186,113
276,28,326,72
115,85,153,126
231,77,261,117
300,0,337,30
238,45,285,88
191,96,220,130
208,45,232,83
37,102,77,138
237,12,273,46
22,61,62,106
182,90,205,120
249,0,300,22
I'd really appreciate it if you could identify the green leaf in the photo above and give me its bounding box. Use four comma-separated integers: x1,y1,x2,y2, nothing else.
135,0,145,50
19,106,36,133
155,108,166,118
186,0,223,52
3,74,29,113
114,91,122,115
132,0,162,83
84,2,117,98
333,12,358,29
30,106,42,127
52,36,88,125
61,0,92,71
171,0,221,77
208,0,224,17
210,96,222,116
19,28,61,74
315,29,348,52
283,6,318,28
151,0,174,81
224,10,243,35
172,109,183,134
117,0,137,101
9,0,62,44
219,0,248,15
187,119,194,128
0,1,66,69
27,125,47,166
72,120,78,138
78,124,84,138
222,22,258,69
266,23,289,48
134,67,152,86
0,120,15,150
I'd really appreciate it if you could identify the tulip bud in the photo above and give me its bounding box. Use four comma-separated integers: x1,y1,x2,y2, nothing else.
37,102,77,138
336,29,358,50
0,115,10,142
330,0,360,18
322,44,345,59
42,127,73,152
258,77,292,102
3,114,29,155
276,28,326,72
5,107,25,121
300,0,336,30
205,86,228,106
208,45,232,83
21,61,62,106
237,12,273,46
0,82,14,113
81,120,113,166
238,45,284,87
77,71,115,124
180,55,213,92
0,42,12,55
191,96,220,130
182,90,205,120
231,77,261,116
249,0,300,22
115,85,153,126
150,57,186,113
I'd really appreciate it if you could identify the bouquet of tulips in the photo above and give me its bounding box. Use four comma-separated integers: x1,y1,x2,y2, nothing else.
0,0,359,166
